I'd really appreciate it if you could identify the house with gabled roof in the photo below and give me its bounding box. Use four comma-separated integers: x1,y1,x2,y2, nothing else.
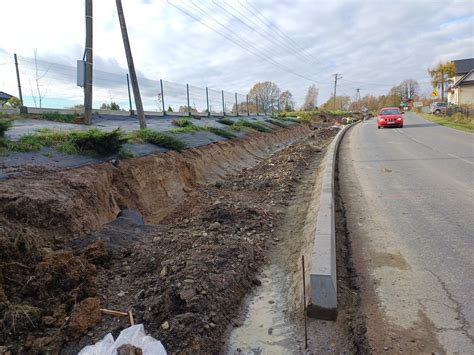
447,58,474,107
0,91,13,107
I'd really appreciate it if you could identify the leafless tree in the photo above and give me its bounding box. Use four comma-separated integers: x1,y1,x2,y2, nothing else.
248,81,281,113
279,90,295,111
303,84,318,110
29,49,50,108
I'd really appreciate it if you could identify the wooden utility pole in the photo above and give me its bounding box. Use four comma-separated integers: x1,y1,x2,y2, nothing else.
84,0,93,124
333,73,342,111
116,0,146,129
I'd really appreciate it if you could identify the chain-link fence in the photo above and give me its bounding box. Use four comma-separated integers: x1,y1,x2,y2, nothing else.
0,51,266,117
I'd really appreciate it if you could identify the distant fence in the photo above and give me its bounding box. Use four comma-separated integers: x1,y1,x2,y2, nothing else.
0,51,277,117
447,106,472,118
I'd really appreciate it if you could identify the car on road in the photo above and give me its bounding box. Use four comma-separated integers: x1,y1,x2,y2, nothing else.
377,107,404,129
430,102,449,114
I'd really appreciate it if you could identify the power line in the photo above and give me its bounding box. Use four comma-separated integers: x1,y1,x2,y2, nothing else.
216,1,320,69
168,0,325,85
241,0,323,67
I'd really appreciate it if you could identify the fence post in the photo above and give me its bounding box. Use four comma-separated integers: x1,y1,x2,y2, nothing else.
206,87,210,117
126,73,133,115
235,92,239,116
13,53,24,109
221,90,225,116
246,95,250,116
186,83,191,117
160,79,165,114
256,96,259,116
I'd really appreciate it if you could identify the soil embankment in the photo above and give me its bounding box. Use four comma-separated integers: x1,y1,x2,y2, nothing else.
0,119,339,354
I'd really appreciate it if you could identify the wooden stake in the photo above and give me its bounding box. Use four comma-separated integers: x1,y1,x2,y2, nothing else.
100,308,128,317
302,255,308,349
128,310,135,325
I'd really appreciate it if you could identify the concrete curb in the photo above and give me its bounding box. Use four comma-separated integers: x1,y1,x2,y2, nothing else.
307,121,359,320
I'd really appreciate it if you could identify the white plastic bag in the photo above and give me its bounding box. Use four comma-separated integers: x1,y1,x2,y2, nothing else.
79,324,167,355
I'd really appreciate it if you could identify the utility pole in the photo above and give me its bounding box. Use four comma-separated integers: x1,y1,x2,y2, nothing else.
13,54,24,107
116,0,146,129
356,88,360,109
84,0,93,124
333,73,342,111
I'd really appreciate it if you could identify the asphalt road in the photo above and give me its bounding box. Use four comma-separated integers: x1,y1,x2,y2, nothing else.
339,112,473,353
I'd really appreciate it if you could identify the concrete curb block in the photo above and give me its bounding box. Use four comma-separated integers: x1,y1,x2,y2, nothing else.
307,122,359,320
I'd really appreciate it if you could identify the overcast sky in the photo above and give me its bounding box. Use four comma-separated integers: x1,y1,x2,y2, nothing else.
0,0,473,109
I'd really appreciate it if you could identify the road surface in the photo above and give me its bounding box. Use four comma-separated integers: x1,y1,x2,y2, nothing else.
339,112,474,353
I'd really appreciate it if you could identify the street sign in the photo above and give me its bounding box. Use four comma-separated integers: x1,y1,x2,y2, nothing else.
431,90,438,97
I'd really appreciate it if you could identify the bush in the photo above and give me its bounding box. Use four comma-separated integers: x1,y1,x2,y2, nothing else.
172,117,192,127
0,119,13,136
118,148,134,159
133,129,185,152
8,128,127,155
69,128,128,155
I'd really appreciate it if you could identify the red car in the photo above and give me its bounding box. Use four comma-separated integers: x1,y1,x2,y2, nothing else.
377,107,404,129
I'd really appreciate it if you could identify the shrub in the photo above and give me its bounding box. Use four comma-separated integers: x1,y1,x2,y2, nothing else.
69,128,128,155
0,119,13,136
172,117,192,127
133,129,185,152
9,133,43,152
8,128,127,155
118,148,134,159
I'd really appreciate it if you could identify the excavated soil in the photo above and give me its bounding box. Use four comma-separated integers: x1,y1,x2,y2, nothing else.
0,119,342,354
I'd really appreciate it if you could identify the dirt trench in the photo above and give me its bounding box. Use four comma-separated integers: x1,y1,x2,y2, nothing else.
0,119,344,354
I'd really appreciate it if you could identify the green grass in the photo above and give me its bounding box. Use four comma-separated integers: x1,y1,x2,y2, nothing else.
170,125,204,134
265,118,289,128
118,147,134,159
0,119,13,136
217,118,235,126
131,129,186,152
419,113,474,133
236,119,272,132
206,127,237,139
171,117,192,127
170,124,237,139
39,112,84,124
7,128,127,155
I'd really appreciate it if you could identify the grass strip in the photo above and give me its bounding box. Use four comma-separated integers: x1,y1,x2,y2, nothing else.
132,129,186,152
236,119,272,132
418,113,474,133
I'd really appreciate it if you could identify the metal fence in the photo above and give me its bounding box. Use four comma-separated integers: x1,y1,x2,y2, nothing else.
0,51,272,116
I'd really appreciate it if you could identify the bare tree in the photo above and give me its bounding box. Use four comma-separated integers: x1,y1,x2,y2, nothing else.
399,79,420,99
303,84,318,110
248,81,281,114
29,49,50,108
279,90,295,111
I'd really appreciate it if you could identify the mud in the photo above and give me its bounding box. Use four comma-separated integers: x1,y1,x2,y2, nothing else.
0,119,341,354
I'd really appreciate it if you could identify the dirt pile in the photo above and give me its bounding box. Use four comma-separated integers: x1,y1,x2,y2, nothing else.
0,121,338,354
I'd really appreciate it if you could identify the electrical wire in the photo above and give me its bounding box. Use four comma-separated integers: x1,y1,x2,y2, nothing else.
168,0,325,85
